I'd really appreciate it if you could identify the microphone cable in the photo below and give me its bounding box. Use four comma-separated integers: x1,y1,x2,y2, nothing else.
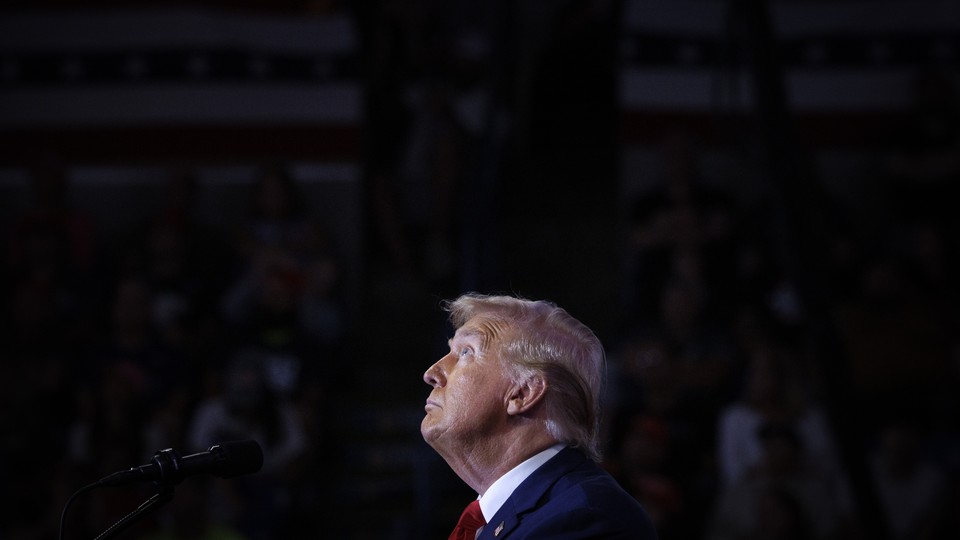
58,480,99,540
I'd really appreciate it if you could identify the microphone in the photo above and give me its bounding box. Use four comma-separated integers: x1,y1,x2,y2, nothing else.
97,440,264,487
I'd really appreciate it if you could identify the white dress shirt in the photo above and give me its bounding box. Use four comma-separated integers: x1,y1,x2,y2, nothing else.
476,443,566,533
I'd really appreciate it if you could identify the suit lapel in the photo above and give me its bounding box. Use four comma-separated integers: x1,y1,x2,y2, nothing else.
477,447,588,539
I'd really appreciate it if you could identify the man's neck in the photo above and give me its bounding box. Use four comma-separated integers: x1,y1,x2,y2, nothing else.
449,428,558,494
477,443,566,523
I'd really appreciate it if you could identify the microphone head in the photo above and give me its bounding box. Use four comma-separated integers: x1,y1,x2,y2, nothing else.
209,440,264,478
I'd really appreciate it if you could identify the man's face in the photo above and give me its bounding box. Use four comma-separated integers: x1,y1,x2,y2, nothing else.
421,316,514,454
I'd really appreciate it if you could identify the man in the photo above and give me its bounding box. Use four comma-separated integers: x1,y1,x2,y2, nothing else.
422,293,657,539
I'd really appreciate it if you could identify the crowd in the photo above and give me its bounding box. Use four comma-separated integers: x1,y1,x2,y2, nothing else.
1,162,347,539
3,85,958,538
600,68,960,540
1,1,958,537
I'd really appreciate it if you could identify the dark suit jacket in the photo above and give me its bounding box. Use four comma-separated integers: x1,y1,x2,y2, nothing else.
477,447,658,539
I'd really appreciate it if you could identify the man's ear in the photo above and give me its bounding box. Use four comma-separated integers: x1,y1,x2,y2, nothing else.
506,375,547,416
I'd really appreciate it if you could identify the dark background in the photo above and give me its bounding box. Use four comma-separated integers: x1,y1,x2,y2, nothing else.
1,1,958,539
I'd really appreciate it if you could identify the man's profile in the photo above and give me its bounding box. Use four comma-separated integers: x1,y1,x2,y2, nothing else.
422,293,657,539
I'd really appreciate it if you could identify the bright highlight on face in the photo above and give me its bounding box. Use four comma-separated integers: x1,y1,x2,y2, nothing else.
421,316,515,453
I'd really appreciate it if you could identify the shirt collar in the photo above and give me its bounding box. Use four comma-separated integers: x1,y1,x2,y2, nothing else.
477,443,566,523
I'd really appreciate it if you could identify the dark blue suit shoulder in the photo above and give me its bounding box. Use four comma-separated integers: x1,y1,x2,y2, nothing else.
482,448,658,539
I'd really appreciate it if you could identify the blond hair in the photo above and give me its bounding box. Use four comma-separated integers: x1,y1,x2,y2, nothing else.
445,293,606,461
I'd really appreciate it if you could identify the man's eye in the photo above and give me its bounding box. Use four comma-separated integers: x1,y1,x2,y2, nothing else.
459,348,473,357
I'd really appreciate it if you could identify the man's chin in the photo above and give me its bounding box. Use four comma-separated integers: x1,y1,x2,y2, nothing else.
420,419,436,443
421,419,447,448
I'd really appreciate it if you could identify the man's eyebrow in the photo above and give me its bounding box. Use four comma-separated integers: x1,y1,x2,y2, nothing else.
450,320,508,351
449,328,484,347
459,328,486,339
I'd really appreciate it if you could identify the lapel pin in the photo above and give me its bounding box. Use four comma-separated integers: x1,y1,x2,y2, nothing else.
494,521,504,537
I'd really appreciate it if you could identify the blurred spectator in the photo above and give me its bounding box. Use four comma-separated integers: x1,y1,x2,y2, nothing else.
607,301,737,539
607,333,679,422
187,351,307,540
394,79,464,292
1,158,103,540
222,263,304,390
93,275,185,406
608,412,685,539
3,157,100,355
5,155,97,280
221,164,345,411
870,420,946,540
279,373,339,536
7,264,80,354
366,78,466,288
358,0,486,289
832,249,952,415
626,130,740,323
612,272,742,448
117,168,233,353
658,276,740,408
716,340,847,491
225,164,344,350
188,351,307,475
58,274,191,538
618,137,746,530
883,67,960,232
65,361,155,537
707,421,855,540
233,164,311,267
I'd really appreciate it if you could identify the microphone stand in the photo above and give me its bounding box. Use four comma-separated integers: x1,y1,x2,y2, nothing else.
91,448,181,540
60,440,262,540
93,482,175,540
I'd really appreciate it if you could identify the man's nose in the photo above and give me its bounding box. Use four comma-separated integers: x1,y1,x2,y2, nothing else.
423,357,447,388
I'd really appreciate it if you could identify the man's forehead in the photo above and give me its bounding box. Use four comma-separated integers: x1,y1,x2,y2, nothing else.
452,316,509,346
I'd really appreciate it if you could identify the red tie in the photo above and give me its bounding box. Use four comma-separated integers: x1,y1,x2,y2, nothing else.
449,499,486,540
